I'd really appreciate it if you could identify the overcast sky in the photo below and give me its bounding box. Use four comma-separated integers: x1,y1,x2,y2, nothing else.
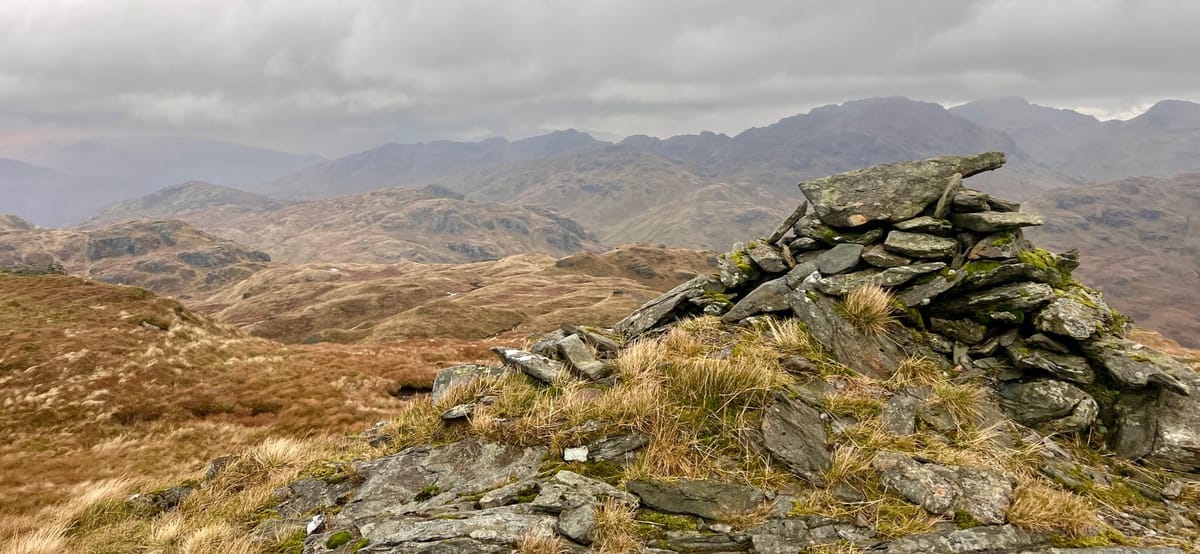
2,0,1199,157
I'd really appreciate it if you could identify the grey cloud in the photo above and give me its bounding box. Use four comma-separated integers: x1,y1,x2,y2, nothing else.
1,0,1198,155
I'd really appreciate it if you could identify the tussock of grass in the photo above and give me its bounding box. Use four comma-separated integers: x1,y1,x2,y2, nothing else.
1008,477,1103,538
841,284,896,336
885,356,944,389
516,531,569,554
593,498,642,554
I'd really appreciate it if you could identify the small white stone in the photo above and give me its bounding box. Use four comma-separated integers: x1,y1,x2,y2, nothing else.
306,513,326,535
563,447,588,462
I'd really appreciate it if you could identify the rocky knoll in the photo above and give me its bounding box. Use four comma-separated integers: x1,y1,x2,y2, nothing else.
0,216,272,299
42,154,1200,553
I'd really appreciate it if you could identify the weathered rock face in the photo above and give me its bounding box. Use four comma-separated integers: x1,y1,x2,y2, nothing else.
626,479,766,520
760,394,831,485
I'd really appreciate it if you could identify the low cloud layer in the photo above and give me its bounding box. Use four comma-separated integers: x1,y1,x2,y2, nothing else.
2,0,1198,155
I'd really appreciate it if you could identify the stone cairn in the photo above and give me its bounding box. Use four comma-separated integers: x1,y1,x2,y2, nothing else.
611,151,1196,471
286,153,1197,553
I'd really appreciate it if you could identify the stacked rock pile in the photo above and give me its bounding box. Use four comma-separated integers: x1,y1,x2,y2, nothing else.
612,152,1197,471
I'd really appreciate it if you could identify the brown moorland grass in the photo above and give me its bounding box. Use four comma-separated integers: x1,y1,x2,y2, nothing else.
0,273,496,537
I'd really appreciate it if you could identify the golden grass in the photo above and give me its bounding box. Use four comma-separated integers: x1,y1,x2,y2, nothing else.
1008,477,1103,538
516,531,569,554
840,284,896,336
593,498,643,554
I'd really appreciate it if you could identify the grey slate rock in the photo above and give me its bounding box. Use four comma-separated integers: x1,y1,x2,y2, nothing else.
875,262,947,288
1027,333,1071,354
814,268,882,296
1035,293,1111,341
935,282,1055,319
950,211,1046,233
530,470,637,514
556,504,596,544
951,189,993,212
789,236,823,252
555,334,609,380
896,273,964,308
881,392,920,435
745,240,789,273
998,380,1098,433
614,275,725,337
787,288,908,379
440,403,477,421
478,479,539,509
355,505,557,550
783,252,822,288
587,434,649,463
884,525,1044,554
884,231,959,259
561,323,622,353
872,452,1014,524
1112,371,1200,471
1007,340,1096,385
342,441,546,525
761,394,831,485
722,277,793,322
627,479,766,520
894,216,955,235
1081,336,1190,395
817,243,865,275
862,244,912,268
432,364,507,403
968,231,1033,260
491,346,562,384
718,242,763,288
799,152,1005,228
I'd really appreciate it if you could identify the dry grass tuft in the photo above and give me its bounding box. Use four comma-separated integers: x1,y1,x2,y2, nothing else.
3,526,67,554
841,284,896,336
516,530,569,554
593,499,642,554
1008,477,1103,538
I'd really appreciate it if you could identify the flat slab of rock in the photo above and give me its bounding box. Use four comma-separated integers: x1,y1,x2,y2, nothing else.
722,277,793,322
491,346,562,384
1114,371,1200,471
761,394,831,485
627,479,765,520
614,275,725,337
355,504,557,549
969,231,1032,260
930,318,987,345
884,231,959,259
787,288,908,379
530,470,637,514
799,152,1005,228
896,273,963,308
950,211,1045,233
342,440,547,524
998,380,1098,434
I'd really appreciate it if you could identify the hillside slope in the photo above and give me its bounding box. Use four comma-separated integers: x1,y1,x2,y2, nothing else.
201,245,717,344
0,273,493,523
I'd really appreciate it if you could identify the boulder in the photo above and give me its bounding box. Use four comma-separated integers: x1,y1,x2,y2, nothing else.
627,479,765,520
760,394,831,485
799,152,1005,228
950,211,1045,233
1112,371,1200,471
491,347,562,384
883,231,959,259
997,380,1098,434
